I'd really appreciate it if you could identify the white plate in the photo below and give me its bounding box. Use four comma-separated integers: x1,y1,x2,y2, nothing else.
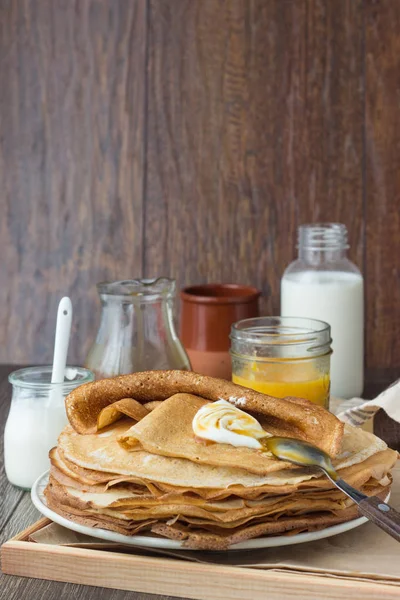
32,471,372,551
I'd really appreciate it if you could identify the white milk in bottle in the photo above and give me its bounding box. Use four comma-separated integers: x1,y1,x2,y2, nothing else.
281,223,364,399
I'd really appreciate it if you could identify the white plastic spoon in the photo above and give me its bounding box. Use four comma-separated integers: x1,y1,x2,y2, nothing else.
46,296,73,433
51,297,73,384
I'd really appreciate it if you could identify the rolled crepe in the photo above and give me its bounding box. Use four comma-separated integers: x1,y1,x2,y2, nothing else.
65,370,344,457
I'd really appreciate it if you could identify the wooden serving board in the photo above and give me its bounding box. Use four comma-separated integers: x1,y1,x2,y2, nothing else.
1,518,400,600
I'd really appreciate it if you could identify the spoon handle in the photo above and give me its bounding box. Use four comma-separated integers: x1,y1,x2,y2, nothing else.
358,496,400,542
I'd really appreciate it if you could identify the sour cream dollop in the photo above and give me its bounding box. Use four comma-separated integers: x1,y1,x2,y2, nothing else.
192,399,271,449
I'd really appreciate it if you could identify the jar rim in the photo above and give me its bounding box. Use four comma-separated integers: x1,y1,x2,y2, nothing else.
229,350,332,362
97,278,175,297
181,283,261,305
8,366,94,391
230,317,331,358
231,316,330,341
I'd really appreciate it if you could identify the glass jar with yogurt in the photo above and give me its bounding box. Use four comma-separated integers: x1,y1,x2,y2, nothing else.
281,223,364,399
4,366,94,490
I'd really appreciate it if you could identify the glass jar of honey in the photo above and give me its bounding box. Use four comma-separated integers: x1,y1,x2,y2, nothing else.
230,317,332,408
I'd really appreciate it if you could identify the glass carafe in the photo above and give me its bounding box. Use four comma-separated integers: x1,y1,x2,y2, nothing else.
85,278,191,378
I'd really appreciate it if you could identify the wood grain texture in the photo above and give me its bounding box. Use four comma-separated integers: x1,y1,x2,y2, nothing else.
0,366,24,534
365,0,400,369
3,540,400,600
0,0,147,364
144,0,364,316
1,0,400,370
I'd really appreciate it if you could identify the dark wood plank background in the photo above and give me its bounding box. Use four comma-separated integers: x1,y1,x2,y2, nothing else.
1,0,399,369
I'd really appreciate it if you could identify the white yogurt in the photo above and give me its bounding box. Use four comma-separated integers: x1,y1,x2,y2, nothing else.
192,399,271,449
4,398,68,489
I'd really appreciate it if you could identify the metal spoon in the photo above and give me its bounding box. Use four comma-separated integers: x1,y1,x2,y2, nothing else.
261,436,400,542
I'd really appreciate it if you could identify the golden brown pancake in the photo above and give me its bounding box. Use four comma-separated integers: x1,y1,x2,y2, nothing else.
46,469,388,512
119,394,296,475
46,474,386,522
57,421,314,487
45,373,397,550
65,370,343,456
97,398,149,430
50,443,397,500
55,415,395,494
117,394,387,476
150,511,362,550
44,474,391,550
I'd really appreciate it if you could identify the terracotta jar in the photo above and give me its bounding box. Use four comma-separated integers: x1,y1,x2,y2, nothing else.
180,284,261,379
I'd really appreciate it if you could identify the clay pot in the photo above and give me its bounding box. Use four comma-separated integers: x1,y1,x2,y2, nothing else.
180,284,261,380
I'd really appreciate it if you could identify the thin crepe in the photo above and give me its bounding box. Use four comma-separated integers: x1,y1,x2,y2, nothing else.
97,398,149,430
118,394,386,476
58,421,316,488
46,399,397,550
45,475,391,550
55,418,395,498
119,394,295,475
65,370,344,456
50,446,396,502
44,493,362,548
46,476,387,524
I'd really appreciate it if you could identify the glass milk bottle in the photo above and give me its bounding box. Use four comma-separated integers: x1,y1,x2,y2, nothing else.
281,223,364,399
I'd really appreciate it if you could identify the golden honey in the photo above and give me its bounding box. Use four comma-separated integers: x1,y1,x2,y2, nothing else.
232,363,330,407
230,317,332,409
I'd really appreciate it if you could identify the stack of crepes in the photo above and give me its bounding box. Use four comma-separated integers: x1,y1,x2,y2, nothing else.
45,371,398,550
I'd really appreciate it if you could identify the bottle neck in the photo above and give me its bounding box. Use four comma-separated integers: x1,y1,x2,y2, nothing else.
297,223,349,265
298,246,348,264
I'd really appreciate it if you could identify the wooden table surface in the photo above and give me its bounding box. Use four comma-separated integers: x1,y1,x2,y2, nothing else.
1,364,399,599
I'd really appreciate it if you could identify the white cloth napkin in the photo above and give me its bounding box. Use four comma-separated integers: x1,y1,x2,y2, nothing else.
335,379,400,426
